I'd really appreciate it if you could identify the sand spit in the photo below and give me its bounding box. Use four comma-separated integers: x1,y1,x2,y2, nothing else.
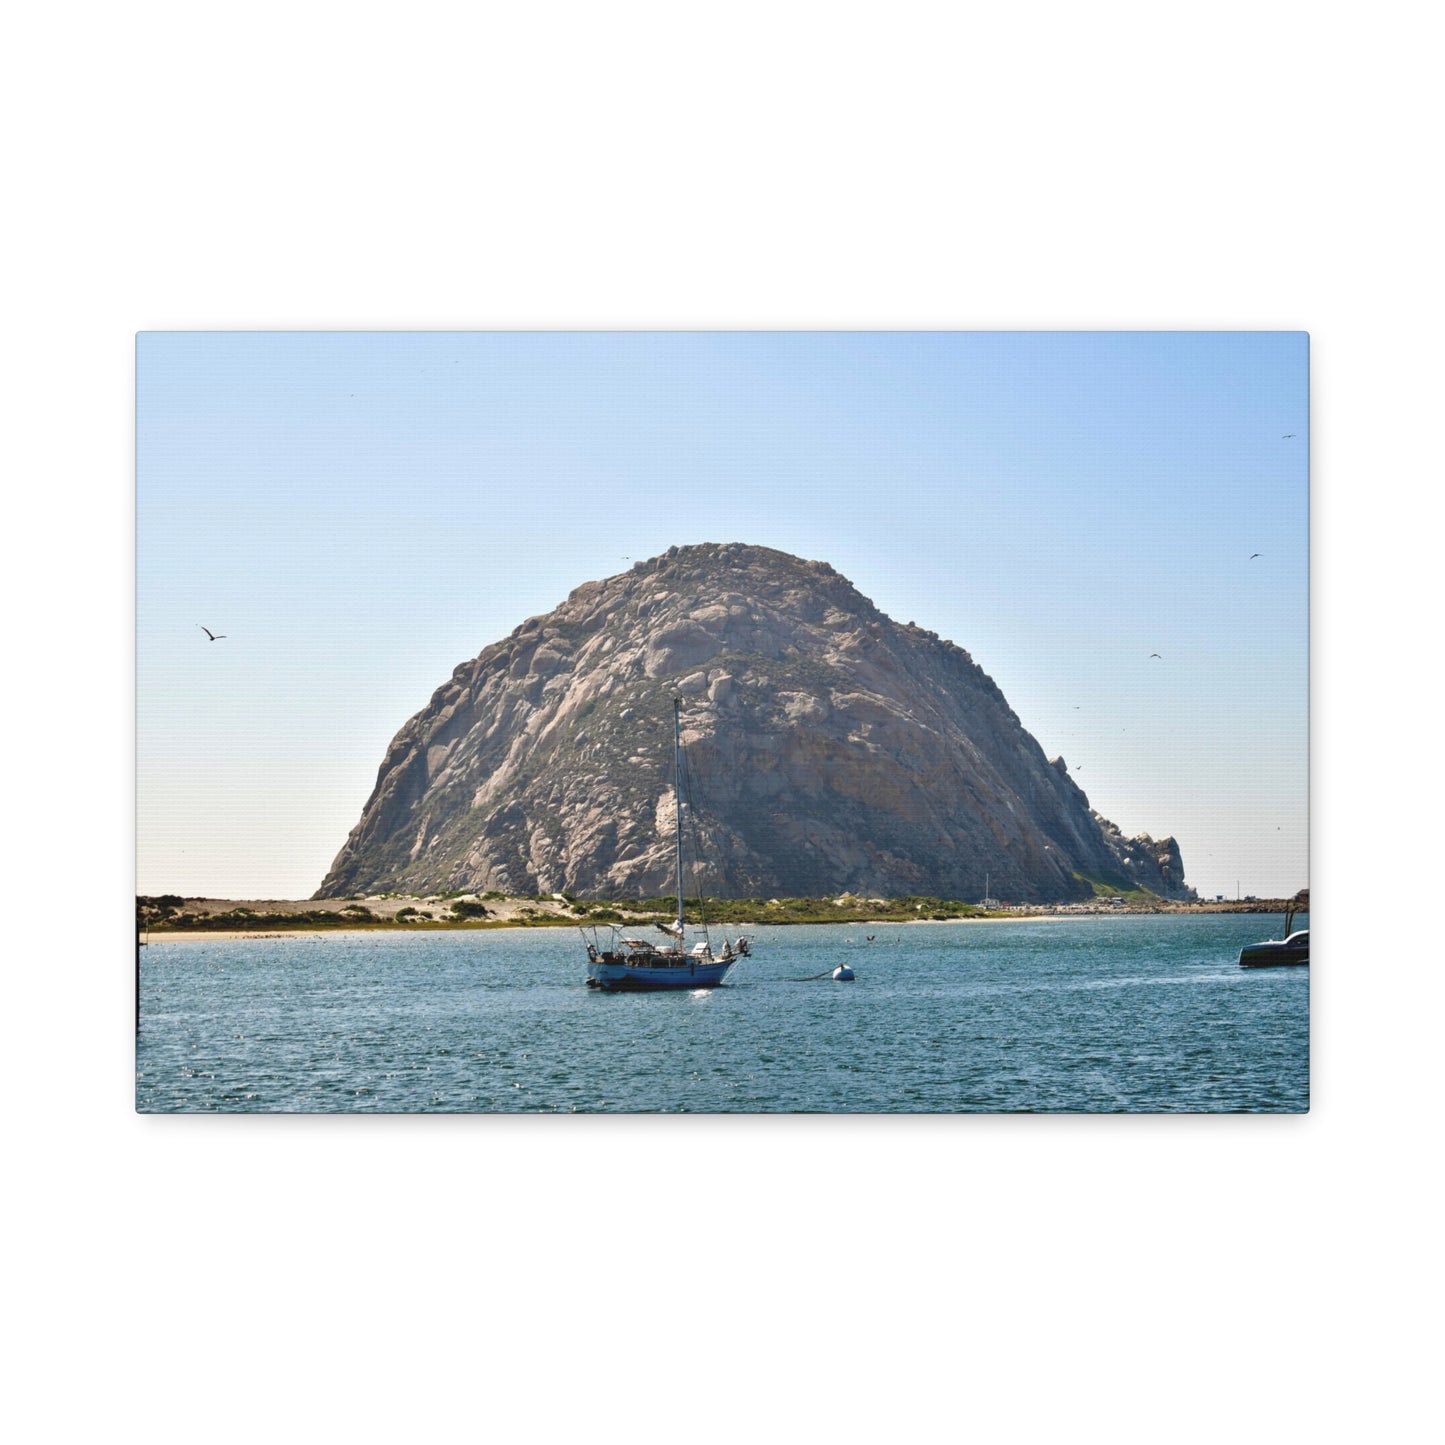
140,891,1298,941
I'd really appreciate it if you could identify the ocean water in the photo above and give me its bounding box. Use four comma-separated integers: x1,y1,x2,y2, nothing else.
135,914,1309,1113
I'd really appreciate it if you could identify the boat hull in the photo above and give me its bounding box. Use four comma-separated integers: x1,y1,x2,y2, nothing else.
1239,930,1309,968
587,956,734,991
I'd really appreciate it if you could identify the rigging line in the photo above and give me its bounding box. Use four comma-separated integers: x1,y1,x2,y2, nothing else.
685,745,720,875
677,729,714,937
677,716,751,964
788,968,841,981
689,798,727,943
681,752,752,960
682,731,741,964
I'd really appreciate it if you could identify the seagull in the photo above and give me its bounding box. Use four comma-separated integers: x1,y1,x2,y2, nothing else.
1250,553,1261,559
1149,652,1162,659
1282,433,1296,438
200,626,226,642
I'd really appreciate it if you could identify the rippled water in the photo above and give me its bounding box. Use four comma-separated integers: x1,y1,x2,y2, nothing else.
136,914,1308,1113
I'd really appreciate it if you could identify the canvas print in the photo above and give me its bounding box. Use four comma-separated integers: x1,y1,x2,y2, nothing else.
136,332,1309,1112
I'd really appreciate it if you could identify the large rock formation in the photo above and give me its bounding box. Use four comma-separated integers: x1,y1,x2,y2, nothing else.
317,544,1192,902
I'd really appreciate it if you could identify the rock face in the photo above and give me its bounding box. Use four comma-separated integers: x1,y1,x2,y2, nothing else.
316,544,1193,902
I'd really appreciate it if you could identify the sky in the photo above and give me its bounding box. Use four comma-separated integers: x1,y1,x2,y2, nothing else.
137,331,1308,900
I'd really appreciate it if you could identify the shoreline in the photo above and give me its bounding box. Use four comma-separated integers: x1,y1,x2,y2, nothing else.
140,888,1305,943
146,917,1060,942
144,906,1300,944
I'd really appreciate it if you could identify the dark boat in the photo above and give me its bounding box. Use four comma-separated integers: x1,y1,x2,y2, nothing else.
1239,905,1309,967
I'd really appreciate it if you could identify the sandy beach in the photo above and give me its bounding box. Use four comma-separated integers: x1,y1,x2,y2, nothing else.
140,889,1297,942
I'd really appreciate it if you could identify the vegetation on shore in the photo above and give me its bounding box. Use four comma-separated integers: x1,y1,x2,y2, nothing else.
138,886,1307,935
1072,870,1163,905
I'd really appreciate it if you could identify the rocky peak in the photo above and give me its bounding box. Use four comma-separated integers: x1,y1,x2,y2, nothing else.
317,545,1192,903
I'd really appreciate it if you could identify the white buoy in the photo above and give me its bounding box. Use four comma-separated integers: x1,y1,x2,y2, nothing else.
833,964,855,981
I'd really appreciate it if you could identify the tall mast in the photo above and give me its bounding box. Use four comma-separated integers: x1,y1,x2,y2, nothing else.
673,696,685,936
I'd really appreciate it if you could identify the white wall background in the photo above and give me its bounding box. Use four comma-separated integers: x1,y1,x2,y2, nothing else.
4,3,1438,1442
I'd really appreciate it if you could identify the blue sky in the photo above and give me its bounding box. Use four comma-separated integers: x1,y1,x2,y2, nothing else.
137,331,1308,900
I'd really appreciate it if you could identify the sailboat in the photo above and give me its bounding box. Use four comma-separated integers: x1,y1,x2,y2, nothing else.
583,697,752,991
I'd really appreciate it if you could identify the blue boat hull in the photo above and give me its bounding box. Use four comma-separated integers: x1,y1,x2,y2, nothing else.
587,956,734,991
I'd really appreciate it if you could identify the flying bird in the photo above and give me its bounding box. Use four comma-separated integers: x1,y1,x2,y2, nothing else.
1250,553,1261,559
1282,433,1296,439
200,626,226,642
1149,652,1162,659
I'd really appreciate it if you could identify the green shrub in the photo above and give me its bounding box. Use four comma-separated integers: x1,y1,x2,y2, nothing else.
137,895,184,927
